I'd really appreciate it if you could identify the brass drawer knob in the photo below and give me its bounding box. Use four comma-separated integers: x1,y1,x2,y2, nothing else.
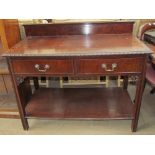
34,64,50,72
101,63,117,72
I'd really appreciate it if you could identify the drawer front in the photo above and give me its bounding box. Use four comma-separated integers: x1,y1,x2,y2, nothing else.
12,59,74,75
76,57,143,75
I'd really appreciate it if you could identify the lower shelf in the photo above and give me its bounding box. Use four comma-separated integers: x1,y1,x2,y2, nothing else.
25,87,134,120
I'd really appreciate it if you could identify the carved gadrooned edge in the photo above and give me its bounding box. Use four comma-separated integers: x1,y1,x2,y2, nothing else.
2,50,152,57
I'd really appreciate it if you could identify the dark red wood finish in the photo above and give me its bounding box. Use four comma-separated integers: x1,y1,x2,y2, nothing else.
7,58,29,129
7,34,147,57
4,21,149,132
10,56,144,76
26,88,134,119
12,59,74,75
131,56,147,131
24,22,134,37
76,57,143,75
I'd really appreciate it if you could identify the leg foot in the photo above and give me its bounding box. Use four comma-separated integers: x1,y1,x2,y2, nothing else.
21,118,29,130
131,119,137,132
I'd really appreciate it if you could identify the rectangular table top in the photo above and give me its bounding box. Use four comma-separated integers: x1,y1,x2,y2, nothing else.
3,34,151,57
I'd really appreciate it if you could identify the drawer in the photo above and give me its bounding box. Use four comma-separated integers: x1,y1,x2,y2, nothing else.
76,57,143,75
12,59,74,75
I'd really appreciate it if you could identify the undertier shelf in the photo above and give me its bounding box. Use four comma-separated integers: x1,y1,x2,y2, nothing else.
25,87,134,119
